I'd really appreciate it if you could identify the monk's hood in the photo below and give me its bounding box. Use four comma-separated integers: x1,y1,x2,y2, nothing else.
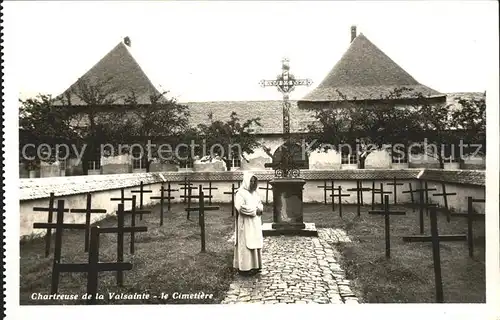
241,171,256,191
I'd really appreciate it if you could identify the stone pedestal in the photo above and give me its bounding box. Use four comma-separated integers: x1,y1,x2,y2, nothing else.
263,178,317,236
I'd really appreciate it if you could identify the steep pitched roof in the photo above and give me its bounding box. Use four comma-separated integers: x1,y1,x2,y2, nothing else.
183,100,316,135
299,33,445,104
54,39,165,106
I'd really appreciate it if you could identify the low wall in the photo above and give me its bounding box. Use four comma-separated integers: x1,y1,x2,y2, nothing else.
19,169,485,239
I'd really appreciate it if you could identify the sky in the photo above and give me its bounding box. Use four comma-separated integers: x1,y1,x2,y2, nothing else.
5,1,499,102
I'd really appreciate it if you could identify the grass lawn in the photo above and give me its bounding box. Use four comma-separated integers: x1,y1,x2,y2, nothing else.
20,199,485,304
20,202,237,305
294,203,485,303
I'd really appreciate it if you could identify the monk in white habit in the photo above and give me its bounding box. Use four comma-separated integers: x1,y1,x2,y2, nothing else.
233,171,264,275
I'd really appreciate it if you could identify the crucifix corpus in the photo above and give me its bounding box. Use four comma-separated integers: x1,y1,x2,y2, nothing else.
259,58,316,236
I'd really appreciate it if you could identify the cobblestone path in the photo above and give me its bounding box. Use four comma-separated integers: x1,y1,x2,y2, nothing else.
222,228,359,304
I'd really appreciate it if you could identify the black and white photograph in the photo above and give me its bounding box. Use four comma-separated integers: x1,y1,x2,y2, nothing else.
2,1,499,319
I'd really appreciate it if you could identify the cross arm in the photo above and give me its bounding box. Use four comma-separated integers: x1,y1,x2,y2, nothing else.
110,197,134,201
329,193,350,197
98,226,148,233
471,199,486,203
33,223,87,230
150,196,175,200
57,262,133,273
347,187,372,192
180,195,213,199
402,235,466,242
70,208,107,214
450,213,485,220
185,206,220,212
402,189,424,194
33,207,70,213
433,192,457,197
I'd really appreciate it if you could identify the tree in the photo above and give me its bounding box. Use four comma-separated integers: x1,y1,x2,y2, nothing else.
118,91,191,171
19,94,76,169
306,88,421,168
54,77,193,173
56,77,124,173
193,112,262,170
450,94,486,159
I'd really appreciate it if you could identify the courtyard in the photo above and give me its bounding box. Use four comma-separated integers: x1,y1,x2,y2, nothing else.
20,200,485,304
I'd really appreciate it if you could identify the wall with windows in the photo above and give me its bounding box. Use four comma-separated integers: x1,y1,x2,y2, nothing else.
365,150,392,169
20,134,486,178
309,149,341,169
102,154,131,174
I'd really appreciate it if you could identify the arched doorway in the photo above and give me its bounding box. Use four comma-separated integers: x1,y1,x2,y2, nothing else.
272,142,309,169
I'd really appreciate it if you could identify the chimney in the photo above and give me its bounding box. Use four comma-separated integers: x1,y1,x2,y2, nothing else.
124,36,131,47
351,25,357,43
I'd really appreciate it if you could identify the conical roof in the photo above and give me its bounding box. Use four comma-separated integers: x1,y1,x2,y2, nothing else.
299,33,445,104
55,38,165,106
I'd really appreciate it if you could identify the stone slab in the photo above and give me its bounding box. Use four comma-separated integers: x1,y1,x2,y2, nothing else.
262,222,318,237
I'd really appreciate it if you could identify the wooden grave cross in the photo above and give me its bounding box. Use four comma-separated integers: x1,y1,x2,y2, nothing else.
402,206,466,303
402,184,436,234
386,177,404,205
110,188,134,204
32,200,87,294
123,196,151,254
203,181,218,205
405,183,417,211
178,177,194,204
347,180,372,217
182,185,213,220
369,195,406,258
32,192,56,257
185,185,220,252
372,183,392,210
259,180,272,205
450,196,485,257
114,203,148,286
150,183,175,226
330,186,350,217
180,183,198,219
432,183,457,223
223,183,239,217
54,226,134,305
423,181,437,216
70,193,107,252
317,180,334,205
371,181,377,210
130,181,153,220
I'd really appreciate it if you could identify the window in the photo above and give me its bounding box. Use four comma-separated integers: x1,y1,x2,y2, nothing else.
441,145,459,163
88,160,101,170
179,158,194,169
229,152,241,169
59,159,67,171
444,157,458,163
392,146,408,164
132,158,145,169
341,153,358,165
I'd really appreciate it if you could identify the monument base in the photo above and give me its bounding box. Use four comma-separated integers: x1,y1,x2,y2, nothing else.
262,222,318,236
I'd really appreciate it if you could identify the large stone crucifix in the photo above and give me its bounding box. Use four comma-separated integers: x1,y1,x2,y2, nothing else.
260,58,312,178
259,58,317,236
259,58,312,137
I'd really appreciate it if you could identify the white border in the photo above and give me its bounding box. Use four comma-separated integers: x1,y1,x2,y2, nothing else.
3,1,499,319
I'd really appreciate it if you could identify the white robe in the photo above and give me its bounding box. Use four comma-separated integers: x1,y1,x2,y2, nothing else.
233,172,264,271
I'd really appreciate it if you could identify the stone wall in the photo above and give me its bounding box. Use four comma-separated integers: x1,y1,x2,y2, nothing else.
40,161,61,178
19,169,484,239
